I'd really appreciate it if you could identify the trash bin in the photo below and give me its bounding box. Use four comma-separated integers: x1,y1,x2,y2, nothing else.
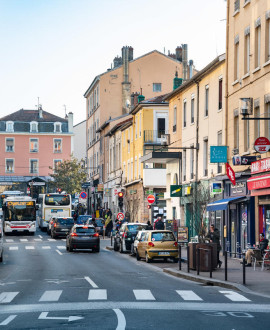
196,243,218,271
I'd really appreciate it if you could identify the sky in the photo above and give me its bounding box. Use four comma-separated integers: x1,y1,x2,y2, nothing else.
0,0,227,125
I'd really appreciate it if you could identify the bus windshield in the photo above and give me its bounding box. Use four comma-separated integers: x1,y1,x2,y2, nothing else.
45,195,70,206
5,201,36,222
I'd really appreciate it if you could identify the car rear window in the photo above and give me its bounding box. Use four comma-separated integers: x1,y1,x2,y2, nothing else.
75,227,95,234
95,220,104,226
127,224,147,232
151,232,175,241
57,218,74,225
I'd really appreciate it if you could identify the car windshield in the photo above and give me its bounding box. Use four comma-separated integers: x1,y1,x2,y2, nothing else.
127,224,147,233
75,227,95,234
151,232,175,241
57,218,74,225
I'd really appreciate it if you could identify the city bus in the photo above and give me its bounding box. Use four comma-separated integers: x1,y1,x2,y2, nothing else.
0,191,24,218
37,193,72,231
2,196,37,234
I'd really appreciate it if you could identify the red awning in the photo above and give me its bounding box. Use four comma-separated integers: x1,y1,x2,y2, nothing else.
247,174,270,190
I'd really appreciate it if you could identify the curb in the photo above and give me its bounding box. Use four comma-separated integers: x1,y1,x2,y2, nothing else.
106,246,114,251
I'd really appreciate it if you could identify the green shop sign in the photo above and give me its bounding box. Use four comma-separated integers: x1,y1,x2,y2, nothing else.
170,185,182,197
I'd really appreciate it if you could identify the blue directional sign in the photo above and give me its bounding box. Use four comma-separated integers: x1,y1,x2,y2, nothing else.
210,146,228,163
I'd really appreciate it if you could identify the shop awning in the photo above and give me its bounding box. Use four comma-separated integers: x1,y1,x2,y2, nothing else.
206,196,245,212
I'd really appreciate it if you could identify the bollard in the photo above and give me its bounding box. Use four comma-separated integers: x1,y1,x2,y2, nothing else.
242,253,246,285
178,244,181,271
197,248,200,276
225,251,228,281
209,249,212,278
187,246,190,273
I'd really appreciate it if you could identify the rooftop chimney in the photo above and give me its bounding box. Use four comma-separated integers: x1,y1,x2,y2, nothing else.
38,105,43,119
182,44,188,81
68,112,73,133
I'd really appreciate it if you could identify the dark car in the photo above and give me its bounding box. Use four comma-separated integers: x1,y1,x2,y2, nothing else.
66,224,100,252
51,217,75,238
85,218,105,235
76,215,92,225
114,222,148,253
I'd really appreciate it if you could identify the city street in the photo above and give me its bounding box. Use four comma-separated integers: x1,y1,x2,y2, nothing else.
0,230,270,329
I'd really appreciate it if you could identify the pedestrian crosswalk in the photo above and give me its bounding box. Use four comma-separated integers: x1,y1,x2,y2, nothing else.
4,238,66,243
8,245,66,251
0,289,253,304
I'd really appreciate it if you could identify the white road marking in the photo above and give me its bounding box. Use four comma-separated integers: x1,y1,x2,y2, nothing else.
133,290,155,300
42,246,51,249
5,239,14,243
19,239,28,242
39,235,42,239
0,292,19,303
56,249,63,255
176,290,203,301
219,291,251,302
61,239,66,241
84,276,98,288
57,246,65,249
9,247,18,251
0,315,17,326
88,289,107,300
113,309,126,330
25,246,35,250
39,290,62,302
34,239,42,242
38,312,83,322
48,239,56,242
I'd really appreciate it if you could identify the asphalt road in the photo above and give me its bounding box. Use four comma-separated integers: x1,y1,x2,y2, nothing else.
0,229,270,329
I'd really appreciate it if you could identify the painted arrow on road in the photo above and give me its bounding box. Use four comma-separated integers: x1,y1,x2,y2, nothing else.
38,312,84,322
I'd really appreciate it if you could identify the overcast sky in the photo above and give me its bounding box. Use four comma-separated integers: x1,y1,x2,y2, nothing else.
0,0,227,125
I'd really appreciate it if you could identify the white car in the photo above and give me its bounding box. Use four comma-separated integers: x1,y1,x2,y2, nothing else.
0,219,3,262
131,230,147,256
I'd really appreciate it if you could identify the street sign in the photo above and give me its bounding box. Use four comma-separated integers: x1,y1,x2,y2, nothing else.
117,212,125,220
210,146,228,163
254,137,270,153
226,163,236,186
147,194,155,204
79,191,87,199
170,185,182,197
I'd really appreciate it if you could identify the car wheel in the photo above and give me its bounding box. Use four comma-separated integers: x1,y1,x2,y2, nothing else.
0,252,3,262
95,246,100,253
173,258,179,263
66,244,69,251
69,245,73,252
113,241,119,251
136,251,141,261
145,253,151,263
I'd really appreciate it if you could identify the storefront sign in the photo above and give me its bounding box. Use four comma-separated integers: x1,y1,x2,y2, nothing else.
97,184,104,192
226,163,236,186
210,146,228,163
129,190,137,195
251,158,270,174
231,182,246,196
104,188,111,197
247,174,270,190
178,226,189,243
254,137,270,154
211,182,222,194
170,185,182,197
232,155,257,166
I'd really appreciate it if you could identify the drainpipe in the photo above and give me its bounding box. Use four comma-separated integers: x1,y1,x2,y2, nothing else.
194,81,200,237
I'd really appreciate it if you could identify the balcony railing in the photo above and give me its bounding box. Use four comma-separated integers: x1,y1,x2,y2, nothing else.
144,130,169,144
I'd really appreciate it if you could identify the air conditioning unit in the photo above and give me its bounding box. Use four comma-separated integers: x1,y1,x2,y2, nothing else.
232,148,239,155
161,134,170,146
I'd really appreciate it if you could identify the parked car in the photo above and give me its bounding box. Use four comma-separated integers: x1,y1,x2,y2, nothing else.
51,217,75,238
66,224,100,252
131,230,147,256
0,219,3,262
76,215,92,225
114,222,148,253
85,218,105,235
136,230,179,263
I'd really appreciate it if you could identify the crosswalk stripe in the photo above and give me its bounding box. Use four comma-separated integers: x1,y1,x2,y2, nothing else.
39,290,62,302
0,292,19,303
219,291,251,302
34,239,42,242
48,239,56,242
133,290,155,300
42,246,51,249
9,247,18,250
5,239,14,243
25,246,35,250
61,239,66,242
88,289,107,300
0,315,17,326
20,239,28,242
176,290,203,301
57,246,65,249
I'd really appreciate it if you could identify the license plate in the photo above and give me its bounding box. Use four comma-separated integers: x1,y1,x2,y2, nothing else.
61,229,68,231
158,252,170,256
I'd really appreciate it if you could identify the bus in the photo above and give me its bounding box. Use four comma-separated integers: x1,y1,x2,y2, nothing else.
0,191,24,218
37,193,72,231
2,196,37,234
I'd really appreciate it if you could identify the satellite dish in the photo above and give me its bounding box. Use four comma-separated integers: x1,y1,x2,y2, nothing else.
126,99,131,108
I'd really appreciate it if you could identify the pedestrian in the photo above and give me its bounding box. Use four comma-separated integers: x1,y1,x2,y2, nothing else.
154,216,165,230
244,233,269,267
206,224,222,268
146,220,153,230
105,215,113,237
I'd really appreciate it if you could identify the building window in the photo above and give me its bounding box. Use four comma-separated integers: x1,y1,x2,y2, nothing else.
265,102,270,139
183,101,187,128
203,138,208,177
139,113,142,137
205,86,209,117
234,113,239,149
30,159,38,174
53,139,62,153
183,149,186,182
173,106,177,132
234,0,240,12
217,131,222,174
30,138,39,152
244,119,250,152
6,138,14,152
54,159,62,172
135,117,137,139
244,28,250,74
30,121,38,133
134,156,137,179
153,83,162,92
254,104,260,139
6,121,14,132
255,20,261,68
234,38,240,80
97,86,99,106
218,78,223,110
6,159,14,173
190,145,194,180
191,97,195,123
54,122,62,133
131,160,133,181
266,17,270,62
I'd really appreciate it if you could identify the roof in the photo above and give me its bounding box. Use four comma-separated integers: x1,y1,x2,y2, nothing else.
96,113,130,133
0,109,67,123
130,94,169,115
165,54,226,101
105,118,133,137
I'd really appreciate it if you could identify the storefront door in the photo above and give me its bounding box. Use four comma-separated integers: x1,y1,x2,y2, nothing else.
230,209,237,256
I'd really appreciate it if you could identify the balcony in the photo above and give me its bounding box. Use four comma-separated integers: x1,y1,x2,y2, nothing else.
143,168,166,187
144,130,169,145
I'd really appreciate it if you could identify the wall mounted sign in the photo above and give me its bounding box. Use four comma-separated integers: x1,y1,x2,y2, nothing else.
210,146,228,163
254,137,270,153
226,163,236,186
251,158,270,174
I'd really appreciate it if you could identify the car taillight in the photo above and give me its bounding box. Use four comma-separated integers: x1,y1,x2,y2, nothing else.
54,223,57,227
93,233,99,237
71,233,78,237
148,242,155,247
174,242,178,247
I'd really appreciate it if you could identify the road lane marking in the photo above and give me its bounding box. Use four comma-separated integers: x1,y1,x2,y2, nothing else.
19,239,28,242
61,239,66,242
113,309,126,330
42,246,51,249
0,292,19,303
5,239,14,243
176,290,203,301
219,291,251,302
48,239,56,242
9,247,18,251
56,249,63,255
133,290,155,300
84,276,98,288
39,235,43,238
38,312,83,322
88,289,107,300
0,315,17,326
34,239,42,242
57,246,65,249
25,246,35,250
39,290,62,302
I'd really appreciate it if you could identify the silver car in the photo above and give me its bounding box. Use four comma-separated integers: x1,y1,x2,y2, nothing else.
131,230,147,256
0,219,3,262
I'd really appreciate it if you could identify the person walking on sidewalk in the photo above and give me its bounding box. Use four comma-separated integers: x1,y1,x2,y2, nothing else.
154,216,164,230
206,224,222,268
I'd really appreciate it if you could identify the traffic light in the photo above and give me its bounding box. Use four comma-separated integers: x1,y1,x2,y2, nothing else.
118,192,124,210
147,204,151,209
155,193,159,205
57,188,62,194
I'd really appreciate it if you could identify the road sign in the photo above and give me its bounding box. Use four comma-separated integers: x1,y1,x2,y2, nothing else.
254,137,270,153
147,194,155,204
117,212,125,220
79,191,87,199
